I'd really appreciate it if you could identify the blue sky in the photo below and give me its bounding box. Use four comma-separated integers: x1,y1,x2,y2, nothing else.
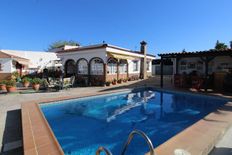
0,0,232,55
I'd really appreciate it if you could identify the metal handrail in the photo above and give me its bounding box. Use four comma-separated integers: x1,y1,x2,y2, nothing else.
96,146,113,155
121,129,155,155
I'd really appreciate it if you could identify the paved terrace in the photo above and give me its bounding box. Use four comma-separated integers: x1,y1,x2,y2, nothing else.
0,76,232,155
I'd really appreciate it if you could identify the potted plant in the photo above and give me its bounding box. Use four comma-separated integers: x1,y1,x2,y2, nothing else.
11,71,21,82
123,78,128,83
105,81,111,86
117,79,122,84
6,79,17,93
31,78,42,91
112,79,117,85
0,80,7,91
22,77,31,88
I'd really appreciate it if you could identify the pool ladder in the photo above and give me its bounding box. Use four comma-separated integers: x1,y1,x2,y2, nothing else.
96,129,156,155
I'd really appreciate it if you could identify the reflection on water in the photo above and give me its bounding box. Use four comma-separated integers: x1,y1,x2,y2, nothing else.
40,89,228,155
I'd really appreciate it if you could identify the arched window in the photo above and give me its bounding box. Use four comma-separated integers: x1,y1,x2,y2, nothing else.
90,58,104,75
65,59,76,76
77,59,88,75
119,59,127,74
107,58,117,74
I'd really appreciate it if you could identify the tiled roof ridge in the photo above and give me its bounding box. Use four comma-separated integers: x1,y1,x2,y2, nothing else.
159,48,232,56
56,43,156,57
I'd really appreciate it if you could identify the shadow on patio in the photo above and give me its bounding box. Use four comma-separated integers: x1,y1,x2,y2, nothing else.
99,76,172,92
1,110,23,155
209,147,232,155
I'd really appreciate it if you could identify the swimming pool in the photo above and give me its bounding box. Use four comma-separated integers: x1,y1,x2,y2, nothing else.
40,88,228,155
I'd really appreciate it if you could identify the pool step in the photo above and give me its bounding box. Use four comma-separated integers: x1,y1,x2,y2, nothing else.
95,129,156,155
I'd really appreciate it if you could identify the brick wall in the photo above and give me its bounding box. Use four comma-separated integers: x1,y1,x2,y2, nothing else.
106,74,117,81
0,73,12,81
89,75,105,86
119,74,128,79
106,73,128,81
128,73,140,78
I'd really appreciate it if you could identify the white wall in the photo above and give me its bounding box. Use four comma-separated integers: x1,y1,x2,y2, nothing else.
209,56,232,73
0,50,60,72
24,52,59,70
127,58,141,74
147,60,152,73
178,57,204,75
57,48,107,72
0,58,12,73
177,56,232,75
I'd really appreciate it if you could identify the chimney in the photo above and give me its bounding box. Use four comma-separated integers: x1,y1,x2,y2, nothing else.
140,41,147,79
140,41,147,54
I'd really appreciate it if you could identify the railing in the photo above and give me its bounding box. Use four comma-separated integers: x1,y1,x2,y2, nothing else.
96,146,113,155
121,129,155,155
95,129,155,155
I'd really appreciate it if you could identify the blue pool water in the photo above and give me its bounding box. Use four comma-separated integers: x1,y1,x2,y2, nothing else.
40,88,228,155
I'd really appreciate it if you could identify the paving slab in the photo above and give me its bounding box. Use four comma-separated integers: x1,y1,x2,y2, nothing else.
209,125,232,155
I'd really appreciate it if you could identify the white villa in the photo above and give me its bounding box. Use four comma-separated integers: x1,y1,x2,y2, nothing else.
56,41,155,85
0,50,61,80
0,41,156,84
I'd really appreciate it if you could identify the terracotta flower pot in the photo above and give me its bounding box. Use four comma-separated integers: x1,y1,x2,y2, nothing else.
112,82,117,85
23,82,30,88
106,83,111,86
32,84,40,91
0,84,6,91
6,86,16,93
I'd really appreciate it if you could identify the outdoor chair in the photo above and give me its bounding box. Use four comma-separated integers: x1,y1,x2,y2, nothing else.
174,74,183,88
43,79,60,91
191,76,203,91
62,76,75,89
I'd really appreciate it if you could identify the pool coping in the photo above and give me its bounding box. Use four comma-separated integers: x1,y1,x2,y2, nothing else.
21,89,131,155
21,88,232,155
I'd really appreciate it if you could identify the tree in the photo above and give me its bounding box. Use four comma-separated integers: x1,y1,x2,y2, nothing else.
47,40,80,51
215,40,228,50
230,41,232,49
182,49,186,53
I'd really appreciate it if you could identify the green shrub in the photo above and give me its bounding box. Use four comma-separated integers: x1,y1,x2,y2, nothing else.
5,79,16,87
22,77,32,83
11,71,21,81
0,80,7,85
31,78,42,85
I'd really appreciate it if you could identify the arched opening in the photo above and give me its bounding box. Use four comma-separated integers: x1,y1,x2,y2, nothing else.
77,58,88,75
90,57,104,75
107,58,117,75
76,58,89,86
65,59,76,77
89,57,104,86
118,59,128,74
